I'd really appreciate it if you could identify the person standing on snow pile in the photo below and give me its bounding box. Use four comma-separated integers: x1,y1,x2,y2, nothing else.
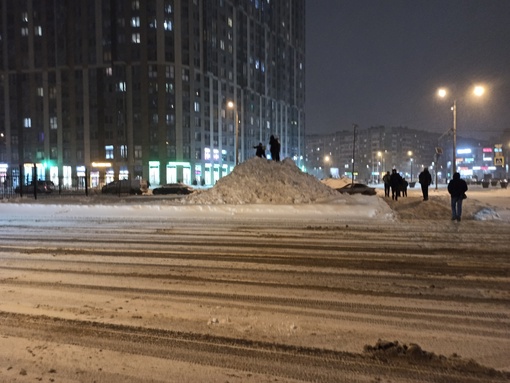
389,169,402,201
447,172,468,222
269,135,280,161
418,167,432,201
382,171,391,197
253,143,266,158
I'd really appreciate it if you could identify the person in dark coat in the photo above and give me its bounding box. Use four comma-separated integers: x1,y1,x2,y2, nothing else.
253,143,266,158
418,167,432,201
269,135,280,161
400,177,409,197
275,138,281,161
447,172,468,222
382,171,391,197
389,169,402,201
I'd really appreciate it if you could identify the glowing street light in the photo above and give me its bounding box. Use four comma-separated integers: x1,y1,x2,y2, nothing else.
227,101,239,166
407,150,413,182
437,85,486,174
324,155,331,178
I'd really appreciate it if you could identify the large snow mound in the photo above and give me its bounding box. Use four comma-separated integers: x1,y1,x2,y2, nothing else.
186,157,342,204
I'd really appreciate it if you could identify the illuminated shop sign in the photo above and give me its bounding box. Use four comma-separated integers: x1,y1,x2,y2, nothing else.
482,148,493,153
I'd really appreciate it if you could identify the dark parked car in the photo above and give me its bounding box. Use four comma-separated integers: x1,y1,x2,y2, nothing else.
336,183,377,196
15,180,55,194
152,183,194,195
101,180,144,195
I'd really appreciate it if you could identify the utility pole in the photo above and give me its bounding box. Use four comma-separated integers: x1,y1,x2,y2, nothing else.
351,124,357,187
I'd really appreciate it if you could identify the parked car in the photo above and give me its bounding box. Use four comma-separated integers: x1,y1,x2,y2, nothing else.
15,180,55,194
152,183,194,195
336,183,377,196
101,179,145,195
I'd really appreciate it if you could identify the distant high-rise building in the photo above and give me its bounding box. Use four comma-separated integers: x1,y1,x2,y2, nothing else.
0,0,305,188
305,126,444,182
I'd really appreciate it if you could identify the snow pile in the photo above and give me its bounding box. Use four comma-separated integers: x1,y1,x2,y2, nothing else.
473,207,501,221
186,157,342,204
363,339,508,378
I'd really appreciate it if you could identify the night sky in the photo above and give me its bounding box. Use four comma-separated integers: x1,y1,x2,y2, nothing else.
305,0,510,140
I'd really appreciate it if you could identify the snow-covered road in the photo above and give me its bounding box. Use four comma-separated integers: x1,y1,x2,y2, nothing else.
1,192,509,382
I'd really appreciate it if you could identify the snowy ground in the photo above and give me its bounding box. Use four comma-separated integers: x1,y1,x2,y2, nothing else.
1,158,509,382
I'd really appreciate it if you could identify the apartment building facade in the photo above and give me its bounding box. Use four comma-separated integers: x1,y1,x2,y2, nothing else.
0,0,305,188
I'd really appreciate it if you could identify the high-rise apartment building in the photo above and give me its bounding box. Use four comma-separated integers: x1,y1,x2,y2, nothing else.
0,0,305,188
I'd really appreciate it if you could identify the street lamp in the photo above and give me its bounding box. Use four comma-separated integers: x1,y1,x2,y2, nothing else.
324,155,331,178
407,150,413,181
351,124,357,186
227,101,239,166
376,151,382,182
437,85,485,175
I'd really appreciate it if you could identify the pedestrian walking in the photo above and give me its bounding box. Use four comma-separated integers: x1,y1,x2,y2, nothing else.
447,172,468,222
382,171,391,197
418,167,432,201
389,169,402,201
401,177,408,197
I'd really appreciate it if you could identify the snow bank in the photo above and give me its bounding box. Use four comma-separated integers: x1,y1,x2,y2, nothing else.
186,157,342,204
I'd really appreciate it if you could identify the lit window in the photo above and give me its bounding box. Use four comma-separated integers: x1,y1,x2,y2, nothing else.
37,87,44,96
22,12,28,22
182,69,189,82
132,33,140,43
50,117,58,130
35,26,42,36
118,82,126,92
228,17,233,27
194,102,200,112
105,67,113,76
132,0,139,10
164,20,173,31
134,145,142,159
120,145,128,158
105,145,114,159
24,118,31,128
166,65,174,78
21,27,28,36
131,17,140,27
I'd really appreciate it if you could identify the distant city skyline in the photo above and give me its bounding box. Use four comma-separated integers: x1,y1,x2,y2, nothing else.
305,0,510,140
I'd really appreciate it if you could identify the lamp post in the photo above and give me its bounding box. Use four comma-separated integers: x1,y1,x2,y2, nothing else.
324,155,331,178
437,85,485,175
407,150,413,182
351,124,357,186
377,151,382,183
227,101,239,166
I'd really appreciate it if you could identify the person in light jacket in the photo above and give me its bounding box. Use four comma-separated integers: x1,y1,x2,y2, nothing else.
447,172,468,222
